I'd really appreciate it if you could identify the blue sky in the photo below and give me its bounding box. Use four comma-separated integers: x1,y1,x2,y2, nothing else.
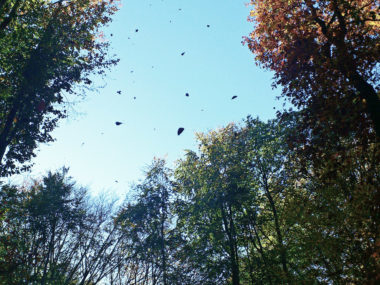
9,0,283,198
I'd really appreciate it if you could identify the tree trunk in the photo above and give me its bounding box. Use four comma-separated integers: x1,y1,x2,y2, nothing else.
308,1,380,137
0,104,18,166
247,211,273,285
221,205,240,285
348,72,380,136
262,172,289,279
0,7,59,171
160,217,167,285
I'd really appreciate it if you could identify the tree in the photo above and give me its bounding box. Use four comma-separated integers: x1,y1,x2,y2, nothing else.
175,125,248,285
0,0,119,175
0,169,124,284
0,182,26,280
283,122,380,283
116,159,175,285
245,0,379,136
245,5,379,281
174,117,300,284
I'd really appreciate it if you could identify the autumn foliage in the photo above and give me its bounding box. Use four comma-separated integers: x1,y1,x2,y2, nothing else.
245,1,380,282
245,0,379,137
0,1,379,284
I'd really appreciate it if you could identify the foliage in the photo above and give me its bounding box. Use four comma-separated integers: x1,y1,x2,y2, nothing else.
245,3,380,281
1,115,378,284
0,0,119,175
245,0,379,140
0,1,378,283
173,117,302,284
0,0,23,31
115,159,175,285
284,123,380,282
174,115,378,284
0,169,123,284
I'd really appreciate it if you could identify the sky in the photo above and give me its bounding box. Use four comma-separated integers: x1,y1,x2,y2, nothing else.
8,0,283,199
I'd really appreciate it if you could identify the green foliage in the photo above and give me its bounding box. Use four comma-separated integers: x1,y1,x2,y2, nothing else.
118,115,378,284
116,159,175,285
0,169,123,284
0,0,23,31
284,132,380,282
0,1,377,283
1,115,378,284
173,118,298,284
0,0,119,175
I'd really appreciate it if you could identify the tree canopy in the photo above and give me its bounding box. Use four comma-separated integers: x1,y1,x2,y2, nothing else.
0,0,378,284
1,114,379,284
0,169,123,284
245,0,379,137
0,0,119,175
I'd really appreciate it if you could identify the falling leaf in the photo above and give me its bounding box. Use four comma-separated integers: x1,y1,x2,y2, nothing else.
115,121,123,126
232,95,238,100
181,52,185,56
177,127,184,135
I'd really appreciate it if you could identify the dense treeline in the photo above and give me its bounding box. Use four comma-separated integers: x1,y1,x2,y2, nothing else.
0,169,123,284
1,115,378,284
1,0,379,284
